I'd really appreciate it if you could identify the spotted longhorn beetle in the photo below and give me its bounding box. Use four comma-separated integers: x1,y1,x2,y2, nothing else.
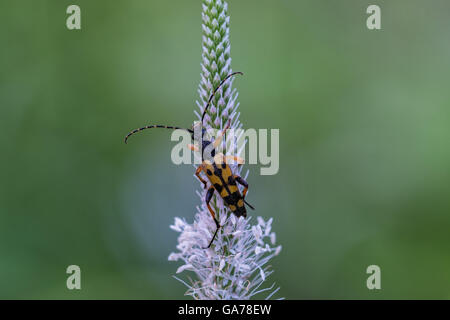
124,72,254,248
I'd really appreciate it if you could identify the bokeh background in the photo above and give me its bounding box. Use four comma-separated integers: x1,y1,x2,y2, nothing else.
1,0,450,299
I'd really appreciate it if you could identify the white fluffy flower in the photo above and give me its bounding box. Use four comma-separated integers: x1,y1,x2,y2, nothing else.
170,213,282,300
169,0,282,300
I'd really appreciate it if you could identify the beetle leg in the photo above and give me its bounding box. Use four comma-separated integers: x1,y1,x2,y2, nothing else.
204,186,221,249
234,175,254,210
188,143,199,152
225,155,245,167
195,163,208,189
234,174,248,198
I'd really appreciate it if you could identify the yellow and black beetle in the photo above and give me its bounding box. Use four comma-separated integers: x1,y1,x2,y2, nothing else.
124,72,253,248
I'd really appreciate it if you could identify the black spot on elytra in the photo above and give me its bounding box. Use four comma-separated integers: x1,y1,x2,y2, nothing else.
231,191,241,199
234,205,247,217
223,193,239,205
214,167,222,176
221,163,226,169
223,195,234,204
227,176,237,186
213,183,223,192
206,169,213,176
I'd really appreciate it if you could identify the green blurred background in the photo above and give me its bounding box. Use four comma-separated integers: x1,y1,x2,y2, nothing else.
1,0,450,299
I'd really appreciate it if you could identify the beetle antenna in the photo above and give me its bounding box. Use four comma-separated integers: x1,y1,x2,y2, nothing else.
124,125,193,144
200,71,244,126
244,199,255,210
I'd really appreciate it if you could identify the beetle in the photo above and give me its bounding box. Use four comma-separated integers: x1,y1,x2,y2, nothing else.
124,72,253,248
